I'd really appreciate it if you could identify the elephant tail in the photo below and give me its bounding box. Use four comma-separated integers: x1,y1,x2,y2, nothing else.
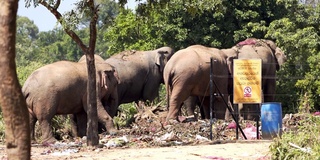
22,86,36,119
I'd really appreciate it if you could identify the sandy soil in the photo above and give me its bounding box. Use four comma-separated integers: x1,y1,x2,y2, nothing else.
1,140,271,160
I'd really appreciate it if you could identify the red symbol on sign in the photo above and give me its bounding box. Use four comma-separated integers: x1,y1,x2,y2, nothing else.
244,86,252,97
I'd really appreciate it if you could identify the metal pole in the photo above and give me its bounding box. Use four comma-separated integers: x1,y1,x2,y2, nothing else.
257,103,261,139
210,59,247,140
235,104,239,139
210,57,214,140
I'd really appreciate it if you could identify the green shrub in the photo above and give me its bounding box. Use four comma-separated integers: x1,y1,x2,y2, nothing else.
270,114,320,159
17,61,45,86
0,113,5,143
114,102,138,127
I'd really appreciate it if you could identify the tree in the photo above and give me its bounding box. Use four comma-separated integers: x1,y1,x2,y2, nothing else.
16,16,40,66
105,0,288,52
105,0,320,113
0,0,31,159
266,1,320,112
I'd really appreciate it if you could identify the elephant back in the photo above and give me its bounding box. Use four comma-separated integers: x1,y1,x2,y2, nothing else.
78,54,105,63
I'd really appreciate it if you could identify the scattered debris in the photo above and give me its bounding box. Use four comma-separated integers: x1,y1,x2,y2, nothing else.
104,136,128,148
314,111,320,116
51,149,79,156
242,123,259,140
28,105,309,158
289,142,312,153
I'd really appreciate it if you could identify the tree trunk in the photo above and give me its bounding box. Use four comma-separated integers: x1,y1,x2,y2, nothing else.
0,0,31,159
86,53,99,146
86,0,99,146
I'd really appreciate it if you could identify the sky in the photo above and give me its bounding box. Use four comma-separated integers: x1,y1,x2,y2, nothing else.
17,0,139,32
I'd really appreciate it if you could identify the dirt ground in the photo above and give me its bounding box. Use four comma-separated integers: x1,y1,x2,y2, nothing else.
2,105,298,160
0,140,271,160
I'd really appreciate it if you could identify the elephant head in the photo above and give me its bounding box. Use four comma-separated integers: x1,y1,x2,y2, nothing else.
154,46,175,72
260,39,287,70
96,65,120,97
100,69,119,90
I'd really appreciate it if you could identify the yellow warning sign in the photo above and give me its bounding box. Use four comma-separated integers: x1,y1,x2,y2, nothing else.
233,59,262,104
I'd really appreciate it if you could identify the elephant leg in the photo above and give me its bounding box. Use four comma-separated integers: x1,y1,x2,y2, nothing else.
68,114,78,137
184,96,198,117
105,88,119,118
199,104,205,119
224,96,233,120
74,111,88,137
201,97,211,119
201,95,228,120
29,113,37,143
214,97,228,119
166,86,190,121
38,117,56,144
242,104,259,120
96,100,117,135
82,96,117,135
264,78,276,102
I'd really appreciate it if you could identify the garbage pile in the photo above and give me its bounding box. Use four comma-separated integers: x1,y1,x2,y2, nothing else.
33,105,320,158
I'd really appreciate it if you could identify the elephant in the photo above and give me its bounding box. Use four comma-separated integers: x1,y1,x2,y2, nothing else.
183,96,207,119
22,55,119,143
164,45,235,121
221,38,287,120
104,46,175,116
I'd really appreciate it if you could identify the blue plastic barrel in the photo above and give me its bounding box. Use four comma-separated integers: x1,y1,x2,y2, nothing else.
261,102,282,139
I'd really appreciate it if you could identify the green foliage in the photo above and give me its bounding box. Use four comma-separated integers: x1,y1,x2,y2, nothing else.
114,103,138,127
0,113,5,143
104,8,167,55
51,115,75,140
32,115,75,142
105,0,291,52
266,2,320,112
17,0,320,119
16,16,40,66
17,61,45,86
104,0,320,113
270,115,320,159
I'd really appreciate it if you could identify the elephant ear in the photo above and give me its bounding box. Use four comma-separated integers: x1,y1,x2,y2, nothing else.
112,69,120,84
261,39,287,71
226,56,237,75
155,50,167,72
274,47,287,71
99,69,117,91
262,39,277,52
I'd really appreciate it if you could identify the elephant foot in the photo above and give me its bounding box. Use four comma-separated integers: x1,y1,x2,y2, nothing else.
167,119,179,124
108,128,118,136
41,137,57,146
31,139,38,144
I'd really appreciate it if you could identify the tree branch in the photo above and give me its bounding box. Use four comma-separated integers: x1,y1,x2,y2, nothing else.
39,0,88,53
53,0,60,10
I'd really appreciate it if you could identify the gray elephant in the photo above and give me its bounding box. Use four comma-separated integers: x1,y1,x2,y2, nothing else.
22,55,119,143
164,45,234,121
222,38,287,119
105,46,175,116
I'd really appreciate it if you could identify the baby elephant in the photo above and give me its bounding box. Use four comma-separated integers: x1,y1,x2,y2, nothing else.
23,56,119,143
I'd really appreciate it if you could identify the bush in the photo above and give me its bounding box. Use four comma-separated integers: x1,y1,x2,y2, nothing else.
270,114,320,159
0,113,5,143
